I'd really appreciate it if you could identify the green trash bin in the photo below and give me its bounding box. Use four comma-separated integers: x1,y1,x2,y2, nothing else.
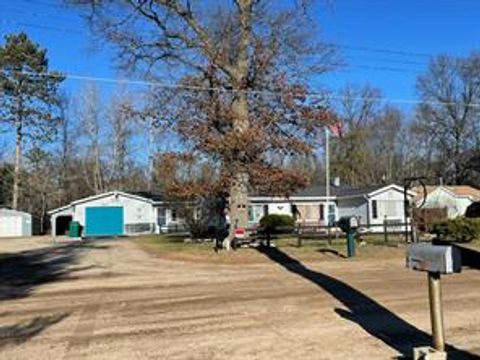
68,221,81,238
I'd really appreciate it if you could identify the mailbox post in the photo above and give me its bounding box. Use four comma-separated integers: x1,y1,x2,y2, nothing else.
406,243,461,359
428,272,445,352
337,216,359,258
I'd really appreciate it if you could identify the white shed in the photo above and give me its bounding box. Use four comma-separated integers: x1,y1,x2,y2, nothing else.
0,208,33,238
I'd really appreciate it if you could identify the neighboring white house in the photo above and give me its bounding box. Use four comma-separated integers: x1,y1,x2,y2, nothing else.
0,208,32,238
414,185,480,218
48,191,182,238
249,183,414,232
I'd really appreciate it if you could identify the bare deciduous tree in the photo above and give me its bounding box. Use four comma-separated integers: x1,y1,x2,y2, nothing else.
76,83,105,194
416,53,480,184
108,89,133,189
68,0,338,246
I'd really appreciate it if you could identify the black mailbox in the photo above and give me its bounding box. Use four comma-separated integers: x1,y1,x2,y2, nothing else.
337,216,359,233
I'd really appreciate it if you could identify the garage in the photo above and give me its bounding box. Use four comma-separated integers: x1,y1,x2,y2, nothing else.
85,206,124,237
0,208,32,238
49,191,164,238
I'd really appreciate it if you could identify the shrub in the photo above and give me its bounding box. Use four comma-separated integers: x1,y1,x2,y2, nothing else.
259,214,295,233
465,202,480,218
431,217,480,243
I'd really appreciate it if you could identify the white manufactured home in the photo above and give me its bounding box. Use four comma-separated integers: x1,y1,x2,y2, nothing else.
249,183,414,232
48,191,182,238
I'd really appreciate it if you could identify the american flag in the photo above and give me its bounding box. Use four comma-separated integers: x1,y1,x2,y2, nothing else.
327,121,343,138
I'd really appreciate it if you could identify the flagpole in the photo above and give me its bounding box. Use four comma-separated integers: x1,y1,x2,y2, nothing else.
325,127,330,224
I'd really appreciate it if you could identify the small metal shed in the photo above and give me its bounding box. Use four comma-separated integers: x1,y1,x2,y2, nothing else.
0,208,33,238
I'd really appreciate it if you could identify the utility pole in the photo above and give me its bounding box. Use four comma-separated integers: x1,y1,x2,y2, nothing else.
325,127,330,225
147,116,154,191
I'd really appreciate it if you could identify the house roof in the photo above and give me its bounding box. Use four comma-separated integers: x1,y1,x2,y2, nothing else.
48,190,164,215
414,185,480,201
126,191,165,202
251,183,410,200
293,184,388,197
0,208,31,217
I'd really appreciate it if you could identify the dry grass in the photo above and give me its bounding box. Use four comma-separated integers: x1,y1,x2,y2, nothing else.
134,233,406,264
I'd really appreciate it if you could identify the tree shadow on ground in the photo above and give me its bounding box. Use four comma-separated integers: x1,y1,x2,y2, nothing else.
0,313,69,348
256,246,479,360
316,248,347,259
0,241,110,301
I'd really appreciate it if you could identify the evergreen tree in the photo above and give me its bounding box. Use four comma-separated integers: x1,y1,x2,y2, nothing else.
0,32,65,209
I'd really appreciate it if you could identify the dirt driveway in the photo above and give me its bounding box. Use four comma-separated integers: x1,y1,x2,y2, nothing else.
0,238,479,360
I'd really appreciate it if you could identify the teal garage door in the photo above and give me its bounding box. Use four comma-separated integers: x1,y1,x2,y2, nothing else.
85,207,124,237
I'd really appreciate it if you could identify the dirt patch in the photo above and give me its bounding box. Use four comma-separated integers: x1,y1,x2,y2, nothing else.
0,237,478,360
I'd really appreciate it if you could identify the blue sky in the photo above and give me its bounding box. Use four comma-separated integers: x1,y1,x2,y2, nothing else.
1,0,480,111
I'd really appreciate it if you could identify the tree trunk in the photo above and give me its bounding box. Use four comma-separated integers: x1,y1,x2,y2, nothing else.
222,0,252,250
93,139,104,194
225,91,250,248
225,172,249,249
12,120,22,210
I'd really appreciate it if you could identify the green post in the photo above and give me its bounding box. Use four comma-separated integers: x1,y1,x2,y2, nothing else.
384,220,388,244
347,231,356,257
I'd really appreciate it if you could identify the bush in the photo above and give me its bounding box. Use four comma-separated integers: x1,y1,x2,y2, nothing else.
465,202,480,218
259,214,295,234
431,217,480,243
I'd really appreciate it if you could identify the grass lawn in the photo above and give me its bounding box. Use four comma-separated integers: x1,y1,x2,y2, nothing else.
133,233,408,264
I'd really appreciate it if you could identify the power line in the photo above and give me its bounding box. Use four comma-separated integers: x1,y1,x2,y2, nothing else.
18,0,68,10
0,19,84,35
343,64,422,74
327,42,431,58
2,7,82,25
344,55,428,67
1,14,437,60
0,21,429,75
3,69,480,109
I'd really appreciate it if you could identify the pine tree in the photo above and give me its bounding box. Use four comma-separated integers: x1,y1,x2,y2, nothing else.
0,32,65,209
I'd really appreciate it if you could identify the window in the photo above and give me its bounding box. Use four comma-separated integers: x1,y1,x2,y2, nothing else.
157,208,166,226
248,206,254,222
328,204,336,226
372,200,378,219
319,204,324,221
291,204,298,219
171,209,177,222
263,204,269,216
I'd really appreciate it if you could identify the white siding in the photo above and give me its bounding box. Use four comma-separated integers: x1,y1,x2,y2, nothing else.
0,209,32,237
72,194,155,229
268,203,292,216
422,188,473,218
369,188,406,226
